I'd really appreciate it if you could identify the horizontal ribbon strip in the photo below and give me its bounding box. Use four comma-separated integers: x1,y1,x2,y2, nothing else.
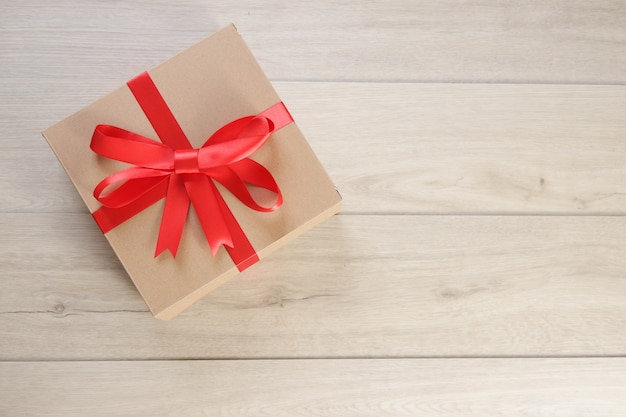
91,71,293,271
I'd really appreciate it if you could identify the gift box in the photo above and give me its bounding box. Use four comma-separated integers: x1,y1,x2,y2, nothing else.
42,24,341,319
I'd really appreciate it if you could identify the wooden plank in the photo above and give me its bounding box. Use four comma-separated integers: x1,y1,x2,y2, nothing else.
2,358,626,416
2,213,625,359
2,1,626,84
282,83,626,215
3,83,626,214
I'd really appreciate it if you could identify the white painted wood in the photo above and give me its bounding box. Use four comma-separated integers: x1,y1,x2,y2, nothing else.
2,358,626,417
2,214,625,359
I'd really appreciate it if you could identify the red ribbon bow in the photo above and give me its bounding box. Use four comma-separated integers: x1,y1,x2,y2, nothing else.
90,72,293,271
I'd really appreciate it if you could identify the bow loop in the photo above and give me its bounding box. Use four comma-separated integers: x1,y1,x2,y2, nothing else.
91,125,174,169
94,167,170,209
195,116,274,169
210,159,283,212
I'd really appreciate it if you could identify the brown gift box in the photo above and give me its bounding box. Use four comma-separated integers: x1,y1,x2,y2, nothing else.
42,24,341,319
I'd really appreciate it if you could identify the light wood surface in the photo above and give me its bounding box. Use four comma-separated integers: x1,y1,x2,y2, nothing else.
2,0,626,415
2,359,626,417
2,214,626,359
3,0,626,84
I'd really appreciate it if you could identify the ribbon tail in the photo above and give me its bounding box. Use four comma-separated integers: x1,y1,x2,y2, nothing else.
186,176,258,270
185,176,233,256
219,193,260,271
155,174,190,258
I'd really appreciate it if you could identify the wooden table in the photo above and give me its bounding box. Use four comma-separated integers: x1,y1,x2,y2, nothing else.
2,1,626,415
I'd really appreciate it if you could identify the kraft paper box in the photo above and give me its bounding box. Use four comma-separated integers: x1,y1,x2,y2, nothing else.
42,24,341,320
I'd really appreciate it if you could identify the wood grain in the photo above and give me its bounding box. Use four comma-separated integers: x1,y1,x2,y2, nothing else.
2,1,626,84
3,83,626,215
2,358,626,417
2,213,625,360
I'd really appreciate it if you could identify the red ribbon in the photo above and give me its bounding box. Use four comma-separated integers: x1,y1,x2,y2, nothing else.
90,72,293,271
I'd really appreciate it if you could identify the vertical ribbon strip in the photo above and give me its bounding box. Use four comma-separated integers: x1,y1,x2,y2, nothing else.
90,72,293,271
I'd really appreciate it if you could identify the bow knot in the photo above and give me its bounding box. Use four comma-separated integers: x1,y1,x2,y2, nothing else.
174,149,200,174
